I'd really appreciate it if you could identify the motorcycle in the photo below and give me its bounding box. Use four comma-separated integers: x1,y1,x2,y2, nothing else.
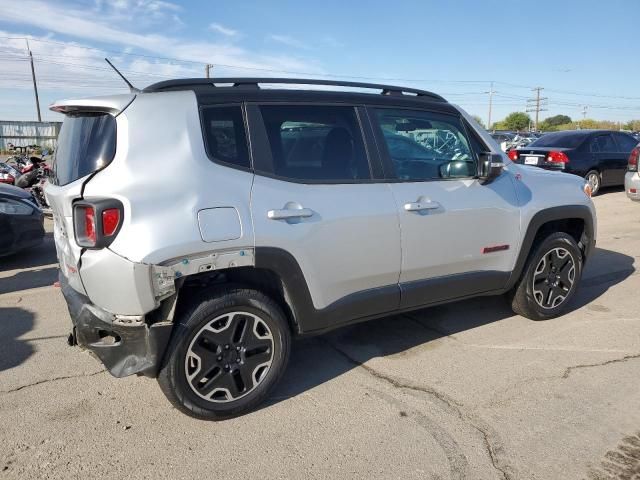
0,162,21,185
13,152,52,213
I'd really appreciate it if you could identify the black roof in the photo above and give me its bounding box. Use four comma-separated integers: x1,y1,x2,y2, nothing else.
143,77,446,103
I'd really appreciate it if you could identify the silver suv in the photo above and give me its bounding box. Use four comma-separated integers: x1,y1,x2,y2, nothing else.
46,78,596,419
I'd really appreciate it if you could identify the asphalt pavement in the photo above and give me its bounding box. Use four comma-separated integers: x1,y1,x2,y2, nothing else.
0,189,638,480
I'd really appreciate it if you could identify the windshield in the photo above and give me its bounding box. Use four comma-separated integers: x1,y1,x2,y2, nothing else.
529,132,587,149
51,113,116,186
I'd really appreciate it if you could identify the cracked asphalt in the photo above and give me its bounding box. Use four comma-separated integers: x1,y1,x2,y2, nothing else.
1,189,639,480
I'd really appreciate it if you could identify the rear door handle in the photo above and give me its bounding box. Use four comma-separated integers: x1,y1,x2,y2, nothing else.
404,200,440,212
267,208,314,220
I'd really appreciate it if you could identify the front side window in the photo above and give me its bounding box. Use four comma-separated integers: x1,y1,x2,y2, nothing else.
374,108,476,180
201,106,251,169
258,105,370,182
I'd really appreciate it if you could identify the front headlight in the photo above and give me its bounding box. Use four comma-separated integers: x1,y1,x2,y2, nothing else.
0,198,34,215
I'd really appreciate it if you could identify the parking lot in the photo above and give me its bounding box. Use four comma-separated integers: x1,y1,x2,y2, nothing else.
0,189,637,479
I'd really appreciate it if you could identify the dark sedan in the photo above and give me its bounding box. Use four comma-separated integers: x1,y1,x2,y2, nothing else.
508,130,638,195
0,183,45,256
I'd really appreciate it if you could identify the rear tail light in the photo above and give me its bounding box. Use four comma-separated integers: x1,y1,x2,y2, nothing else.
73,199,123,248
79,205,97,246
0,173,14,184
507,150,519,161
628,147,639,172
546,151,569,167
102,208,121,236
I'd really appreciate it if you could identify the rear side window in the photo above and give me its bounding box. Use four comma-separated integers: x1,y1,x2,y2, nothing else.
590,134,617,153
613,132,638,152
52,113,116,186
258,105,370,182
201,106,251,170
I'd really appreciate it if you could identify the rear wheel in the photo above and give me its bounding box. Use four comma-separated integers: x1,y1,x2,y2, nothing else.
158,288,291,420
585,170,601,196
509,232,583,320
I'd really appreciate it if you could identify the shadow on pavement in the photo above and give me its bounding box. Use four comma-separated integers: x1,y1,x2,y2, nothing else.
0,233,57,273
0,233,58,295
0,307,35,373
269,246,634,406
596,185,625,196
0,267,59,295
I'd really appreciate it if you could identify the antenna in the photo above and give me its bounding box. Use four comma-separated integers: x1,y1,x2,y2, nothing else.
104,58,140,93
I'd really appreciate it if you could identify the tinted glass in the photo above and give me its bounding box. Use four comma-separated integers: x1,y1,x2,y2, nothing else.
374,108,476,180
52,113,116,186
201,106,251,169
259,105,370,182
613,132,638,152
529,132,588,148
591,134,617,152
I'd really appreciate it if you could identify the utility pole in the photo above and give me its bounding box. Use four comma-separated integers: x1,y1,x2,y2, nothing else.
526,87,547,131
580,105,588,130
26,40,42,122
205,64,213,78
485,81,495,130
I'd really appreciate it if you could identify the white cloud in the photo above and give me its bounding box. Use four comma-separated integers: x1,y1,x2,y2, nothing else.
266,34,309,50
0,0,323,76
209,22,238,37
0,0,329,119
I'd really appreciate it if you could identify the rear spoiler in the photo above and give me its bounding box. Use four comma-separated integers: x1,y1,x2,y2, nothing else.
49,94,136,116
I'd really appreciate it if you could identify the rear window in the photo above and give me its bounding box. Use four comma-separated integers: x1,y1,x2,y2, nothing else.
529,132,587,149
201,106,251,170
52,113,116,186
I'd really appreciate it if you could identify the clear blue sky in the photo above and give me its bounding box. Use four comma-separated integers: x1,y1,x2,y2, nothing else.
0,0,638,124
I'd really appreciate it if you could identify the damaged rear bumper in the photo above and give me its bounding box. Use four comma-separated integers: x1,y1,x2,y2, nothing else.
60,272,173,378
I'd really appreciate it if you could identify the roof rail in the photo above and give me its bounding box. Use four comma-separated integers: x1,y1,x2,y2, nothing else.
143,77,445,101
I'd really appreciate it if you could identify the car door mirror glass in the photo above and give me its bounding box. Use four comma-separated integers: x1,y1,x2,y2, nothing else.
439,160,476,178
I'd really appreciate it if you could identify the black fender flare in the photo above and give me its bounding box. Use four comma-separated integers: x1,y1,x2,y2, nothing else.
504,204,595,291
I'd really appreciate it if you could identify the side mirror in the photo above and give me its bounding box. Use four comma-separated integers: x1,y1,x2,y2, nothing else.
477,153,504,184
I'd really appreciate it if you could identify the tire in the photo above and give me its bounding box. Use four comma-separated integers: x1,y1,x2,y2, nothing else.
585,170,601,196
158,288,291,420
509,232,583,321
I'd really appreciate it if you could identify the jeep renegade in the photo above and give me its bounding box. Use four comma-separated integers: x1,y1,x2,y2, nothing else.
45,78,596,419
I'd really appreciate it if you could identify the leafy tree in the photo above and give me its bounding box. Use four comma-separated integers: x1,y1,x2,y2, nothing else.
540,114,572,131
502,112,531,131
545,114,572,126
472,115,486,128
623,120,640,131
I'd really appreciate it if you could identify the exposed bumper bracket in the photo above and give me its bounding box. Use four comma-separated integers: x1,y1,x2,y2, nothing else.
60,272,173,378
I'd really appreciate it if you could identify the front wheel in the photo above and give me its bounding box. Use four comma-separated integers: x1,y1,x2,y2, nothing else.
158,288,291,420
509,232,583,320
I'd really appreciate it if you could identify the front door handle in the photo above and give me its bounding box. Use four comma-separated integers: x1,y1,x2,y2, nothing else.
268,207,314,220
404,200,440,212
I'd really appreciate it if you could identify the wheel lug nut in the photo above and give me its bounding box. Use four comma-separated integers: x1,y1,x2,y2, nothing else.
236,358,241,363
225,344,230,350
217,356,222,361
224,364,229,370
236,346,240,351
